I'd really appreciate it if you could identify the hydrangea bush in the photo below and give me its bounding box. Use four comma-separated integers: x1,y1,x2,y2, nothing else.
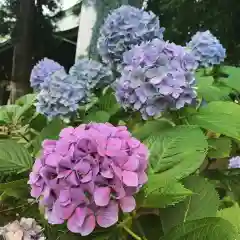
1,4,240,240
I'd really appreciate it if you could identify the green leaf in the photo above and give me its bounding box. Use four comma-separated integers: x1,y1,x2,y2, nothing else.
0,105,21,124
162,217,237,240
143,174,192,208
218,206,240,235
145,125,207,178
15,94,36,106
98,88,120,116
84,110,110,123
31,118,66,155
208,137,232,158
188,101,240,140
0,139,32,173
161,176,220,233
220,66,240,92
196,75,232,102
132,119,174,141
0,179,29,199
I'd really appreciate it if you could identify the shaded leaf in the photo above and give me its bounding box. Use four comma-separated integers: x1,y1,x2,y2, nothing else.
132,119,174,141
0,140,32,173
84,110,110,123
208,137,232,158
31,118,65,156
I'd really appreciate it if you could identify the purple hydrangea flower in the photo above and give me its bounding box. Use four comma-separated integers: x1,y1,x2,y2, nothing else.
30,58,64,91
228,156,240,169
35,69,87,120
97,5,165,68
28,123,148,236
114,38,198,119
187,30,226,67
69,58,113,90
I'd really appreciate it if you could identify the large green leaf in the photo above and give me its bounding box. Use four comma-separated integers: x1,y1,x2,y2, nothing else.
0,140,32,173
218,206,240,235
162,217,237,240
220,66,240,92
31,118,66,155
208,137,232,158
196,75,231,102
143,174,192,208
188,101,240,140
145,125,207,178
161,176,220,233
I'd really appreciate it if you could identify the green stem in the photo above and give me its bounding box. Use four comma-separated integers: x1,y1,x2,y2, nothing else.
135,220,148,240
123,226,142,240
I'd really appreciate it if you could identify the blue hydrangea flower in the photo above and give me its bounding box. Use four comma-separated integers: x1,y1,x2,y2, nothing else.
30,58,64,91
228,156,240,169
97,5,165,68
69,58,113,90
187,30,226,67
35,69,87,120
114,38,197,120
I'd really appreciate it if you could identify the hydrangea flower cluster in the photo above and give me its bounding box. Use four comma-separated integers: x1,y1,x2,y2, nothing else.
69,58,113,90
97,5,165,67
30,58,64,91
187,30,226,67
228,156,240,169
28,123,148,236
114,38,198,119
0,218,45,240
35,69,87,120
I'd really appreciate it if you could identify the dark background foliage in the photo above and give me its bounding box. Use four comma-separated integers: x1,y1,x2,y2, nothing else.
148,0,240,65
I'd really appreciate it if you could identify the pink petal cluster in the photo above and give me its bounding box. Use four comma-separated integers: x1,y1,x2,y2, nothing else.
28,123,148,236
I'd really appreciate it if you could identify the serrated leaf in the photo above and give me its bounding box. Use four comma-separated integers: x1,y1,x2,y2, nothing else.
161,176,220,233
218,206,240,235
132,119,174,141
162,217,237,240
0,140,32,173
143,174,192,208
208,137,232,158
145,125,207,178
31,118,66,156
188,101,240,140
220,66,240,92
84,110,110,123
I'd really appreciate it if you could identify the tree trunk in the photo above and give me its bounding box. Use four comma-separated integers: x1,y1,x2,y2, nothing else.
75,0,142,61
9,0,34,103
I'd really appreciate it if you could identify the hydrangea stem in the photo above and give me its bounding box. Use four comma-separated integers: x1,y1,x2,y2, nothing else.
123,225,142,240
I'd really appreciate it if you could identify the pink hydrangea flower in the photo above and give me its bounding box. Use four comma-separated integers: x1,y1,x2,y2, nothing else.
28,123,148,236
